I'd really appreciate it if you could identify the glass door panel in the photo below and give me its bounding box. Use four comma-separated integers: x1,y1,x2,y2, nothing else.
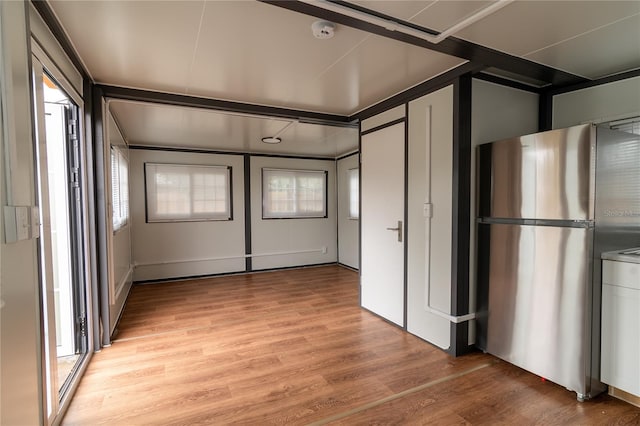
33,57,89,424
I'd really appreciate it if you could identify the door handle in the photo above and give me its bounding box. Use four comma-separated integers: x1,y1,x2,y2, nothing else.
386,220,403,242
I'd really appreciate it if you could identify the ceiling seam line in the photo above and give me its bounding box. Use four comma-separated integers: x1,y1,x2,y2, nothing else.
260,0,587,86
523,11,640,57
407,1,438,21
184,0,207,95
310,34,372,82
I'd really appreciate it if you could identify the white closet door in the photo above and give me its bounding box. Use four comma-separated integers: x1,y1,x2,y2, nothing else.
360,122,405,326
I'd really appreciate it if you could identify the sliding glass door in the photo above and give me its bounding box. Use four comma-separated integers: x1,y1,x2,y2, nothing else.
32,55,90,424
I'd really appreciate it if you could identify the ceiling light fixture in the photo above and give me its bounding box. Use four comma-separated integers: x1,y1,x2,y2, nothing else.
261,120,297,144
300,0,513,44
261,136,282,144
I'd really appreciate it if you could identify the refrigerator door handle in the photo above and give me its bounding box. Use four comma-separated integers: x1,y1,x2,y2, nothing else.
386,220,403,243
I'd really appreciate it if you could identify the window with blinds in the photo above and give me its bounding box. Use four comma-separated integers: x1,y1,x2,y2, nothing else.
145,163,231,222
610,117,640,135
348,168,359,219
262,168,327,219
111,147,129,231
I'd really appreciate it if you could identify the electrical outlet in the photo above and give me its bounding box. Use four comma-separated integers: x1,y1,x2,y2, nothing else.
322,246,327,254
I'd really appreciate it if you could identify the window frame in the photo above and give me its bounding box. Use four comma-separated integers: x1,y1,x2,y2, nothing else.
262,168,328,220
144,162,233,223
610,116,640,135
111,146,129,232
347,167,359,220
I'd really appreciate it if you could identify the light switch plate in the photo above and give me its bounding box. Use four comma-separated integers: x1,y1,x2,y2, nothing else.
4,205,35,243
423,203,433,218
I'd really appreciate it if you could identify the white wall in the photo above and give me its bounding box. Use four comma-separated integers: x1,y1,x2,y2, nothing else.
0,1,42,422
106,112,133,333
360,105,405,132
337,153,359,269
470,78,539,343
250,156,337,270
407,85,454,349
553,76,640,128
130,152,337,280
130,149,246,281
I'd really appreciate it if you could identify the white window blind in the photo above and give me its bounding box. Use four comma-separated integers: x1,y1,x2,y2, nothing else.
145,163,231,222
348,168,359,219
610,117,640,135
262,168,327,219
111,147,129,231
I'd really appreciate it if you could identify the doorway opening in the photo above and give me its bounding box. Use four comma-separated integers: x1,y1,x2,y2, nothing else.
34,65,89,423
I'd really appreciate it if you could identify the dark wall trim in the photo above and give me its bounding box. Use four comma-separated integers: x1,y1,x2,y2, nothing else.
30,0,91,81
473,72,542,94
360,117,406,136
337,262,359,272
353,62,484,121
262,1,587,88
91,85,111,348
128,144,336,161
133,262,339,285
538,90,553,132
357,121,363,307
335,151,359,161
83,80,102,351
449,74,473,357
248,152,336,162
547,68,640,96
243,155,252,272
403,104,409,329
98,84,354,128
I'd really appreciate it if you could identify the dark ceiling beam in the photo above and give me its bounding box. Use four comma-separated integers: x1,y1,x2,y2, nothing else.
261,0,589,87
545,67,640,96
351,62,485,121
97,85,356,128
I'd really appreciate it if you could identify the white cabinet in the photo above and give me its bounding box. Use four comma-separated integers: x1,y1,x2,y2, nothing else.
601,253,640,397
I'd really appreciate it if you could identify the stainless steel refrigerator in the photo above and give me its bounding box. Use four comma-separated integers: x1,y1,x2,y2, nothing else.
476,123,640,401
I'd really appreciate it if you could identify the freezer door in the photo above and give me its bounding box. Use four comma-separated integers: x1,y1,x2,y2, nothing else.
478,124,595,221
477,223,595,397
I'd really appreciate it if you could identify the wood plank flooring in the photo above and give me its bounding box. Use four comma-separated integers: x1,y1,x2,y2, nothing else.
62,265,640,425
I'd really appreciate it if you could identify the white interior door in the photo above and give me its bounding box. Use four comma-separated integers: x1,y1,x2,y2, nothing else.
361,122,405,326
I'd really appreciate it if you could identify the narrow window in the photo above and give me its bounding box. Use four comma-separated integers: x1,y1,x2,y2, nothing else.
145,163,231,222
111,147,129,231
348,168,359,219
262,168,327,219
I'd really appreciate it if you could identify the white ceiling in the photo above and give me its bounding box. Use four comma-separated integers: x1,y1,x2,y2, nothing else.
47,0,640,157
108,100,359,157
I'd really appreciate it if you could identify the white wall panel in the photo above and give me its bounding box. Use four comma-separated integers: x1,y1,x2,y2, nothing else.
361,105,405,132
130,150,246,281
337,153,359,269
106,113,133,333
470,78,539,345
250,156,337,270
0,1,42,423
553,76,640,129
407,86,454,349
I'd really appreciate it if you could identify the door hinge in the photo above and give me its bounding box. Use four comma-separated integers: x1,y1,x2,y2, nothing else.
68,118,78,140
78,316,87,338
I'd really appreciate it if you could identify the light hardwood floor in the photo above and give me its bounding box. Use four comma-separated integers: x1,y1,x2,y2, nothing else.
63,265,640,425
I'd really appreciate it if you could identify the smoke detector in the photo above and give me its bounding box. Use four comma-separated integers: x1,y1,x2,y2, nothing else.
311,20,335,39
